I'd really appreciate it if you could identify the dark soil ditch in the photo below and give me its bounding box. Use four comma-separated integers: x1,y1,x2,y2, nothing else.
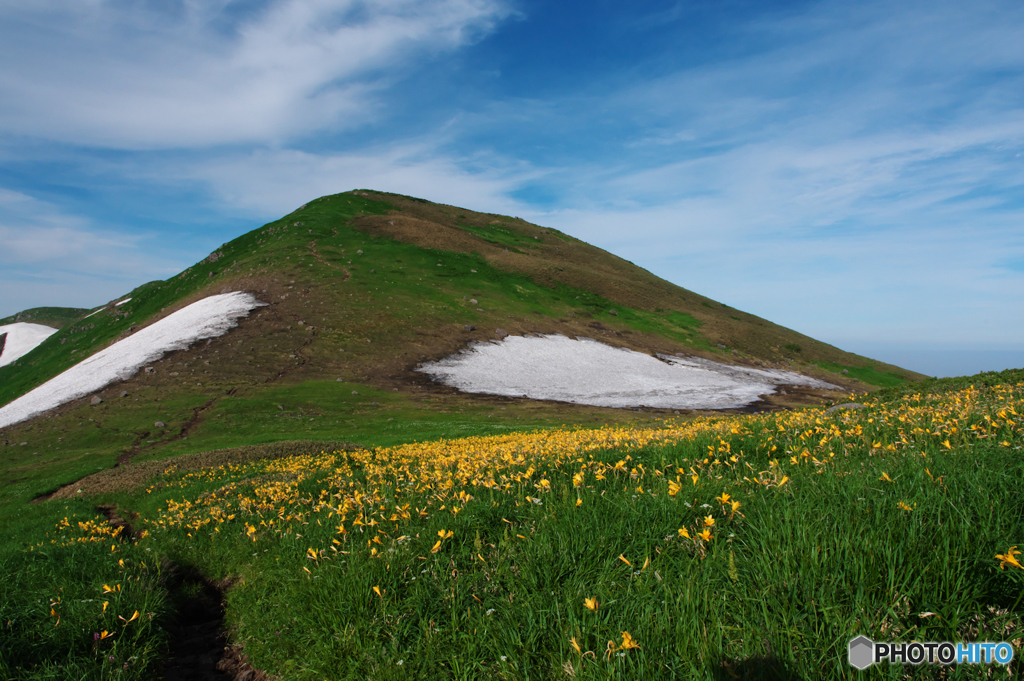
97,503,141,540
160,561,269,681
98,502,271,680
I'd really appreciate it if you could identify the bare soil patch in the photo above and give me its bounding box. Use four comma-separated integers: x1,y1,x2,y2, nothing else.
37,440,365,502
160,562,271,681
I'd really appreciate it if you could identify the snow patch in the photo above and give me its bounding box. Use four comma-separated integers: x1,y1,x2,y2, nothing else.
416,334,838,410
115,298,132,306
0,323,59,368
0,292,265,429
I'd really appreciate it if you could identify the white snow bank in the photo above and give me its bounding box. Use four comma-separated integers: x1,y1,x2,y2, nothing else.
0,323,59,368
416,334,839,410
115,298,132,306
0,292,265,429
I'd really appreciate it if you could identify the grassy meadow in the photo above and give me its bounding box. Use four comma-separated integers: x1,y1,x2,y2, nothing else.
2,370,1022,679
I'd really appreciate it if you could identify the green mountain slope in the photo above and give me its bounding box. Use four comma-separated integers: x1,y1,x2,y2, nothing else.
0,306,91,329
0,190,921,506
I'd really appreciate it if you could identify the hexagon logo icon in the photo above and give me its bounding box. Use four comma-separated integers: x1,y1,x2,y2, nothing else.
848,636,875,670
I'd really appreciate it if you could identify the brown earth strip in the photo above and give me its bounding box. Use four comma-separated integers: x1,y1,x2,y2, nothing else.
97,503,140,540
306,239,351,279
264,320,319,384
115,395,221,467
36,440,365,502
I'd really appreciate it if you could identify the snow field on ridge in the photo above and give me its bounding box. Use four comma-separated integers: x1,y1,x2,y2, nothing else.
417,334,839,409
0,292,266,429
0,323,59,369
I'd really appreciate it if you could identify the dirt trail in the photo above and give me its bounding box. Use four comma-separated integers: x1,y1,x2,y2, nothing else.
96,504,270,680
115,394,224,467
307,239,351,279
96,503,140,540
160,562,270,681
265,315,319,384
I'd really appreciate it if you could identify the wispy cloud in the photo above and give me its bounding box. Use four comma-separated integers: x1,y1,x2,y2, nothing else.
0,0,510,148
455,0,1024,352
0,0,1021,374
176,142,536,218
0,189,184,316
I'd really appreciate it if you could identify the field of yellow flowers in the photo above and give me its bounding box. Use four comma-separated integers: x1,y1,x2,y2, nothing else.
4,374,1023,679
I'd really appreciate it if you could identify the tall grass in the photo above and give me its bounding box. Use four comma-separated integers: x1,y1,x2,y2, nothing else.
3,379,1022,679
0,501,167,680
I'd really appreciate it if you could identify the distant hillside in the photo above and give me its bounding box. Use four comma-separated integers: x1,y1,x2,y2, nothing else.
0,190,924,501
0,306,91,329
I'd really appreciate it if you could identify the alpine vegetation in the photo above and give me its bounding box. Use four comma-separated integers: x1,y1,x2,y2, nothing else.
0,293,264,429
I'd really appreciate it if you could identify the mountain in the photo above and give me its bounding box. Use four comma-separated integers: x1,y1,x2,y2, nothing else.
0,306,91,329
0,190,922,501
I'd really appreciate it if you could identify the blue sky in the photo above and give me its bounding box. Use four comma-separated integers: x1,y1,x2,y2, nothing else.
1,0,1022,378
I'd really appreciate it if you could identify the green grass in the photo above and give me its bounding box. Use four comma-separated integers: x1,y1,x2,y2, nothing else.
0,189,948,678
0,498,167,680
3,375,1021,679
814,360,909,388
0,307,92,329
456,222,537,252
874,367,1024,400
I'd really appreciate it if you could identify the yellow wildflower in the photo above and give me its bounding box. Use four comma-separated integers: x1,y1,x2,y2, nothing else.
620,631,641,650
996,547,1023,570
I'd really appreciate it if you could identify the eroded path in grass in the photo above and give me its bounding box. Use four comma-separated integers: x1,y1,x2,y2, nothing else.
306,238,352,279
160,562,268,681
100,503,272,681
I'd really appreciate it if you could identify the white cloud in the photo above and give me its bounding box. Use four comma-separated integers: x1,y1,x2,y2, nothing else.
0,0,510,148
479,1,1024,351
0,190,176,274
179,143,534,218
0,189,185,316
1,0,1022,371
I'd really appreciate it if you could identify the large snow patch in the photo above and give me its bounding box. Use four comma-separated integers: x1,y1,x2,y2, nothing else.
0,323,58,368
416,334,839,410
0,292,265,429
